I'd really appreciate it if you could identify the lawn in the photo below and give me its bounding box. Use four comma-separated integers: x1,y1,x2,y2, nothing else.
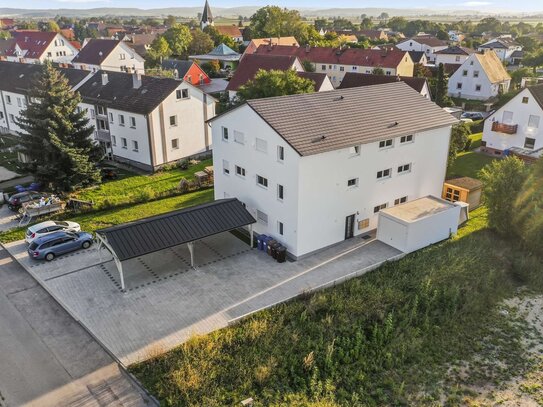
130,207,543,406
0,135,26,174
71,158,213,209
447,133,496,179
0,188,214,243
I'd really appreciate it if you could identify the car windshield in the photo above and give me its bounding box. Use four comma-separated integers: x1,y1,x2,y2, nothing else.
29,242,38,250
54,221,69,227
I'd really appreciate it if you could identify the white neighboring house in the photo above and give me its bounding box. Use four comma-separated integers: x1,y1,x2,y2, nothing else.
478,37,522,64
6,31,78,64
447,51,511,101
71,39,145,74
76,70,216,171
209,82,457,259
434,46,475,66
482,85,543,161
396,36,448,63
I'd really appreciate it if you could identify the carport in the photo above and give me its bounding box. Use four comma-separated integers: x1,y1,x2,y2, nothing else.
95,199,256,290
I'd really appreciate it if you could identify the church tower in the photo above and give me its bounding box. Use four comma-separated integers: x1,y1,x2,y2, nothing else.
200,0,214,30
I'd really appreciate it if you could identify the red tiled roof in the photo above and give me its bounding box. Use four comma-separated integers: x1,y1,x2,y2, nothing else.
72,39,121,65
226,54,299,91
70,40,82,50
12,31,57,59
60,28,75,40
254,44,409,69
0,38,18,57
215,25,242,38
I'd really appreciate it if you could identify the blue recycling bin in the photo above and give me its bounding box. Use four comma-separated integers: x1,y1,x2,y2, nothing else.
257,234,267,251
263,236,274,252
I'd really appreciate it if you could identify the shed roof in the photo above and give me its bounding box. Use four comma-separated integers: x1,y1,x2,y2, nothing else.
381,196,457,223
97,199,255,261
234,82,457,156
445,177,483,191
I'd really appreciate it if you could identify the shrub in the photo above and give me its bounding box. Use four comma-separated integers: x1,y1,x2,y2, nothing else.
178,178,190,193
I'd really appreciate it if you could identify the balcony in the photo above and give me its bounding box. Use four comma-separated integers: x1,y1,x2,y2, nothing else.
491,121,518,135
95,129,111,143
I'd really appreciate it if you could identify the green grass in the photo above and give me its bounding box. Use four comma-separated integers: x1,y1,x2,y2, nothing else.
0,188,214,243
469,131,483,150
447,139,496,179
130,207,543,406
0,135,26,174
71,158,213,209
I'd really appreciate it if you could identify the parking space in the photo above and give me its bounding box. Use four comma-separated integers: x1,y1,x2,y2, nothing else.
4,232,402,365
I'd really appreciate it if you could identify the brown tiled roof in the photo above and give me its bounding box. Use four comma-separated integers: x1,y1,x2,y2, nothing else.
226,54,299,91
237,82,457,156
297,72,328,90
338,72,428,94
406,36,448,47
408,51,426,63
72,39,121,65
12,31,57,59
528,84,543,110
248,37,299,48
435,45,475,55
445,177,483,191
254,45,410,69
215,25,242,38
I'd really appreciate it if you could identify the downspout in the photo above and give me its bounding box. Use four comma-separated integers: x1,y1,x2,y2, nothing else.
146,112,157,171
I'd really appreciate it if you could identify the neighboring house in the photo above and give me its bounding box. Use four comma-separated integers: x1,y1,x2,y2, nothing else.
243,37,300,56
481,85,543,161
0,61,216,172
254,44,414,87
448,31,465,42
209,82,457,259
397,36,448,63
161,59,211,85
71,39,145,74
0,18,15,29
510,50,524,65
8,31,78,64
478,37,522,64
215,25,243,43
358,29,389,41
125,33,159,57
434,46,475,66
338,72,431,99
200,0,214,30
60,28,75,41
189,43,241,70
0,38,23,61
447,51,511,100
297,72,334,92
408,51,428,66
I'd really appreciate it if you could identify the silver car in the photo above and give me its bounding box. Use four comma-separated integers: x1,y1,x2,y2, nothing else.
25,220,81,244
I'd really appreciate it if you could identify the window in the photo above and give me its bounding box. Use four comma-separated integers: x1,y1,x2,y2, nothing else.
400,135,413,144
111,135,116,146
17,98,22,107
129,117,136,128
120,53,126,60
470,60,474,65
169,115,177,126
132,140,139,152
394,196,407,205
522,97,529,104
445,187,460,202
475,84,481,92
374,203,387,213
171,138,179,149
349,145,360,155
97,105,105,115
462,70,468,76
234,130,244,144
223,159,230,174
235,165,246,177
222,127,229,141
339,66,344,71
386,71,391,75
473,70,479,78
277,184,284,200
358,218,369,230
377,168,391,179
181,89,189,99
278,221,284,235
277,145,285,161
9,114,14,122
456,82,463,90
455,56,460,62
502,111,513,124
379,139,393,149
119,114,125,126
352,66,357,71
257,175,268,188
121,137,127,149
528,115,540,129
0,112,3,119
321,65,326,70
347,178,359,187
524,137,536,149
255,137,267,153
109,112,114,123
398,163,411,174
256,210,268,225
5,95,11,104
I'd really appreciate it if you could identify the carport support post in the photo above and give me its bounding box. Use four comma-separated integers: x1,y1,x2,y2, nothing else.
249,224,253,249
116,258,125,291
187,242,195,267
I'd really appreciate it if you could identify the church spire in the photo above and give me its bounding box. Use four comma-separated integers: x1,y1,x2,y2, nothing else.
201,0,214,29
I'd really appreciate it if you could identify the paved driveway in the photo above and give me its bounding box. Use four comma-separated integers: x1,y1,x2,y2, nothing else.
5,232,402,365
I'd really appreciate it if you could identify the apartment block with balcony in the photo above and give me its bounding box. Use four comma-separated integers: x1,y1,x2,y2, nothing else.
482,85,543,162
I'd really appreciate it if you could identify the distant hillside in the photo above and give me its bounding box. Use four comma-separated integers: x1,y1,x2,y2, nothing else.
0,6,529,19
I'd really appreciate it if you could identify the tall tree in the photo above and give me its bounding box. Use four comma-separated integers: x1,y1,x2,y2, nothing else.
162,23,192,56
237,69,314,101
188,29,214,55
249,6,305,40
16,62,101,191
434,63,452,107
448,123,469,169
146,36,172,67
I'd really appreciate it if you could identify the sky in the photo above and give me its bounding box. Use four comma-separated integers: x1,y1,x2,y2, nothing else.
1,0,542,12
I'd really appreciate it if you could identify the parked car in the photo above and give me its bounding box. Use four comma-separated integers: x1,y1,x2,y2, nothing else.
461,112,485,121
27,231,94,261
7,191,49,213
25,220,81,244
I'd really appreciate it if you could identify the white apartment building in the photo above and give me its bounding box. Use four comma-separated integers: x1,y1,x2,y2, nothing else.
478,37,523,64
396,36,448,63
209,82,457,259
5,31,78,64
434,46,475,66
447,51,511,101
482,85,543,160
71,39,145,74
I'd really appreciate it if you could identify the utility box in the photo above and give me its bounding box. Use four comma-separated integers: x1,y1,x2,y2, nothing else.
377,196,461,253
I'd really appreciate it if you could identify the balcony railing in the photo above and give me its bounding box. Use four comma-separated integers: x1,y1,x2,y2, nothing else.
492,121,518,135
95,129,111,143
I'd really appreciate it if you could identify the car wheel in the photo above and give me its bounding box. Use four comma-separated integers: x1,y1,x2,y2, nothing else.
45,253,55,261
82,241,91,249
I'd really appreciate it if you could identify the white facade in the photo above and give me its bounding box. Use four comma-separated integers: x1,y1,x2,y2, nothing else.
478,40,522,64
72,41,145,74
0,91,27,134
482,87,543,154
435,53,470,66
10,33,78,64
211,104,452,258
447,53,511,101
397,39,448,63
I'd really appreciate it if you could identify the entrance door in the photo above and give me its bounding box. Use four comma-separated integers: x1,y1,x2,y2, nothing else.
345,214,355,239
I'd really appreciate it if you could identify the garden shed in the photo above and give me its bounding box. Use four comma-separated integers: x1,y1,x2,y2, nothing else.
376,196,461,254
442,177,483,210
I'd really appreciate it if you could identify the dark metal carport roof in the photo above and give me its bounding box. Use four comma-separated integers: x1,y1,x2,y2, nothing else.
96,199,256,261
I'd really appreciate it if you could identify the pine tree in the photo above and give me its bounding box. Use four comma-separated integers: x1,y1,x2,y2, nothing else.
434,63,452,107
16,61,101,191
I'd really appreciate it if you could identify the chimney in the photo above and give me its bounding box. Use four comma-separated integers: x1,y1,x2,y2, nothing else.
101,72,108,86
132,71,142,89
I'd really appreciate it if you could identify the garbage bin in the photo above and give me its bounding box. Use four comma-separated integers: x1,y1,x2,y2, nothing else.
276,246,286,263
257,234,267,251
267,240,277,256
271,242,280,259
263,236,273,253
